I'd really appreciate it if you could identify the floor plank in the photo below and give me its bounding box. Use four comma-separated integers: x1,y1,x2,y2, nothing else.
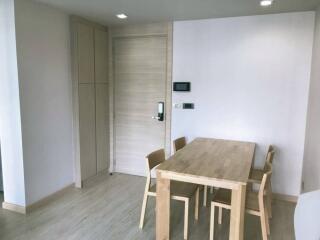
0,173,296,240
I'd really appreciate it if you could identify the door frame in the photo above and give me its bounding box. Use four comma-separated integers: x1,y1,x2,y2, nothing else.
108,23,173,174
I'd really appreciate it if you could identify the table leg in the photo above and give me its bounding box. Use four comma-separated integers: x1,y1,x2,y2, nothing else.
229,184,246,240
156,171,170,240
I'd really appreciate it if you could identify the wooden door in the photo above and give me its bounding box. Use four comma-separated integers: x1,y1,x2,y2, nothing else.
114,36,167,176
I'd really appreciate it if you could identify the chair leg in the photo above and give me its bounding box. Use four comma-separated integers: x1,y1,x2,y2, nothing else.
265,206,270,235
203,186,208,207
218,207,223,224
184,199,189,240
267,182,273,219
195,187,200,221
260,211,269,240
267,195,272,219
209,203,215,240
248,182,253,191
139,194,149,229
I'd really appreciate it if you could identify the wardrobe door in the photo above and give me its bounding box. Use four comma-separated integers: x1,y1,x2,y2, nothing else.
78,23,94,84
95,28,109,172
95,84,109,172
79,84,97,180
94,29,108,83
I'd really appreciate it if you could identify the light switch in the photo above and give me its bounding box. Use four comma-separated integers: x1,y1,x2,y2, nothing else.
173,103,182,109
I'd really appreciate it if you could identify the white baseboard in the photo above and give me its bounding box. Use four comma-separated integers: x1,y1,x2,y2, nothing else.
115,166,146,177
273,193,298,203
2,202,26,214
2,183,75,214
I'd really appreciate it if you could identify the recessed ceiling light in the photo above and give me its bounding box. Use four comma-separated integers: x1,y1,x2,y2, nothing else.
260,0,273,6
116,14,128,19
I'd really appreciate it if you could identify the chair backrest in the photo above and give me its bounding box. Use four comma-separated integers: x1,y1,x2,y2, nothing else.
173,137,186,153
267,145,275,164
263,146,275,171
145,149,166,174
267,145,274,154
259,162,272,200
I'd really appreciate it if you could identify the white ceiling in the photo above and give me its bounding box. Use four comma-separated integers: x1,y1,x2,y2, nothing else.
34,0,320,26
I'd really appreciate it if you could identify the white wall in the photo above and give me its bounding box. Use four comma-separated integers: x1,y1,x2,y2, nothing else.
172,12,315,196
303,6,320,193
294,190,320,239
0,0,27,206
14,0,74,205
0,148,3,191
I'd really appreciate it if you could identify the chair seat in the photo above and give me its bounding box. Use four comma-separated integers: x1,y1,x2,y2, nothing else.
249,169,264,182
150,181,198,198
212,188,260,212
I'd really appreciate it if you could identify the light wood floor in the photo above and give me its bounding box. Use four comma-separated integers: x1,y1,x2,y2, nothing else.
0,173,296,240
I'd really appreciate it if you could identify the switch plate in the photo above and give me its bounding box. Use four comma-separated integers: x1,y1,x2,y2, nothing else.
173,103,182,109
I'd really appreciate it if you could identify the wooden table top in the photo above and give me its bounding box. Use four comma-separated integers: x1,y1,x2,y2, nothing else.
157,138,255,185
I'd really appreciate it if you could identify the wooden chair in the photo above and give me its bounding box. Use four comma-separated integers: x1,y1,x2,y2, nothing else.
209,163,272,240
250,145,275,183
173,137,187,152
139,149,200,240
173,137,212,207
249,146,275,218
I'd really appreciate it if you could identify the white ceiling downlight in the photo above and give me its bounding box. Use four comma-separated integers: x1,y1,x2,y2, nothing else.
116,13,128,19
260,0,274,7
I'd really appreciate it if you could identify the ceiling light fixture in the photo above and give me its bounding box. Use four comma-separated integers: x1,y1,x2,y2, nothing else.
260,0,273,6
116,13,128,19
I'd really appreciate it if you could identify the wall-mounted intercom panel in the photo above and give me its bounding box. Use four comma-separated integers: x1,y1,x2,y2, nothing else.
173,82,191,92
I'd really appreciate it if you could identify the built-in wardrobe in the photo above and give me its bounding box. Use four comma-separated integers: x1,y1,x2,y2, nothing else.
71,17,109,187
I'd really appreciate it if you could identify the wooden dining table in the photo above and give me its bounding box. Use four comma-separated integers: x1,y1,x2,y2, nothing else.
156,138,255,240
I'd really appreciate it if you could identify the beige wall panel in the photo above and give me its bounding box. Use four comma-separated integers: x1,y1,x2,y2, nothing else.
96,83,109,172
79,84,96,180
94,29,108,83
77,23,94,84
111,23,168,37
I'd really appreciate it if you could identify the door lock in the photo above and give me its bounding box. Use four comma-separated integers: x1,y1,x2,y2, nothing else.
152,102,164,121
